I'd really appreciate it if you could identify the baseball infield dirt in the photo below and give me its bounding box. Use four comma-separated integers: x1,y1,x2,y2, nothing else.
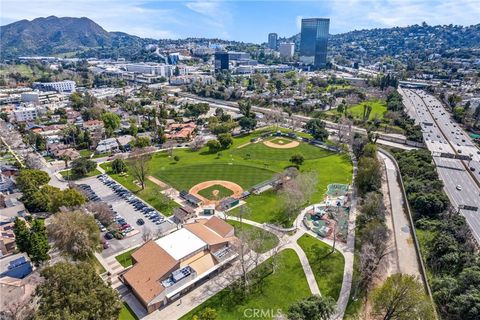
189,180,244,205
263,139,300,149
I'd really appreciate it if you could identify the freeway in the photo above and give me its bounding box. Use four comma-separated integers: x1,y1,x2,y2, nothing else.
399,88,480,243
175,91,422,150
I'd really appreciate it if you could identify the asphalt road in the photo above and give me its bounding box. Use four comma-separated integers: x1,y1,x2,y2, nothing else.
399,88,480,243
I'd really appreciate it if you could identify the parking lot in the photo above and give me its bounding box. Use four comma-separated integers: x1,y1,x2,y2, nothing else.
81,175,176,258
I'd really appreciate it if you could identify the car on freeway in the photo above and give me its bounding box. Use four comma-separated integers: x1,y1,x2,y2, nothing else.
456,185,462,191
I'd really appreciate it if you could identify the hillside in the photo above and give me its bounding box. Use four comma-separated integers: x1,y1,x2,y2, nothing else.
0,16,149,59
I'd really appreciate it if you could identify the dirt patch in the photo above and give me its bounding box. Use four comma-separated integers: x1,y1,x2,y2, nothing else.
189,180,243,205
147,176,169,189
263,139,300,149
236,142,251,149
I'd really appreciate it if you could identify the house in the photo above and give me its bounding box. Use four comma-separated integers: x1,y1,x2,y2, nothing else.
0,219,16,256
95,138,119,154
117,135,134,149
165,122,196,141
54,148,80,160
83,119,104,132
172,206,196,224
0,253,32,279
122,217,237,313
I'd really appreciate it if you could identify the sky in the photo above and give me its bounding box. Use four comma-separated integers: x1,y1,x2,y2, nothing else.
1,0,479,43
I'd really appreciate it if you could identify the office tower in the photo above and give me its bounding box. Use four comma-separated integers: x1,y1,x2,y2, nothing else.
214,52,229,71
299,18,330,68
279,42,295,58
268,33,278,50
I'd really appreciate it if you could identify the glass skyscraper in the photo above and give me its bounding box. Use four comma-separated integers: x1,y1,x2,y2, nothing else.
268,33,278,50
299,18,330,68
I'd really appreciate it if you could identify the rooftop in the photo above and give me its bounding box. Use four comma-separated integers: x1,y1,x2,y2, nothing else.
155,228,206,261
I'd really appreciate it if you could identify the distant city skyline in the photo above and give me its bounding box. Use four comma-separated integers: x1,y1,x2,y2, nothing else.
1,0,479,43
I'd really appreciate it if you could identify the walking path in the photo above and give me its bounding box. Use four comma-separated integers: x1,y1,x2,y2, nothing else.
378,152,422,277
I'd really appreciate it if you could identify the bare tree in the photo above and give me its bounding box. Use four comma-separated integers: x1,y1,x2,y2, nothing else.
279,172,318,222
127,147,152,190
25,153,43,170
264,106,284,130
0,294,35,320
189,136,205,151
141,226,153,243
163,140,176,157
86,202,114,227
337,116,353,146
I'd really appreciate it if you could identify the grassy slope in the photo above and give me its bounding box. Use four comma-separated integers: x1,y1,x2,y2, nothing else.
297,234,345,300
118,302,138,320
115,248,136,268
228,220,279,254
180,249,310,320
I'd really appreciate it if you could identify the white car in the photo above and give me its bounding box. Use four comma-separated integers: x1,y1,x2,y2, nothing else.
456,185,462,191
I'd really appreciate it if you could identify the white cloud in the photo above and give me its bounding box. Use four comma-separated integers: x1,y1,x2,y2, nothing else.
184,0,232,38
328,0,480,33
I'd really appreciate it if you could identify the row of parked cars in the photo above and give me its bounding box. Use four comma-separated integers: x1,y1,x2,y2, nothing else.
78,184,100,202
96,174,167,226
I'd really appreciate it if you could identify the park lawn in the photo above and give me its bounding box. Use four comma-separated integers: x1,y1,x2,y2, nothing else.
232,138,332,161
198,184,234,200
0,64,33,77
79,149,94,158
115,248,136,268
60,168,101,180
100,164,178,216
227,220,279,254
230,153,352,226
180,249,311,320
119,302,138,320
348,100,387,120
154,163,275,191
297,234,345,300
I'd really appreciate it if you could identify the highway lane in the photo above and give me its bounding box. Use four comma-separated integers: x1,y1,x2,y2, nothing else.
400,88,480,243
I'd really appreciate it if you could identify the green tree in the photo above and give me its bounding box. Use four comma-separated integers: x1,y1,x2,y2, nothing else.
217,133,233,149
47,210,100,260
193,307,218,320
289,153,305,166
70,157,96,177
133,136,151,148
16,169,50,190
13,218,50,266
13,218,30,253
287,295,336,320
239,116,257,131
111,158,127,174
28,219,50,265
371,273,435,320
35,262,121,320
50,188,86,213
305,119,329,141
207,139,222,153
101,112,121,136
356,156,382,195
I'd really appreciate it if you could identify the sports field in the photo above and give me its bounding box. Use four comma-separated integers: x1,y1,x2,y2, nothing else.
102,128,352,225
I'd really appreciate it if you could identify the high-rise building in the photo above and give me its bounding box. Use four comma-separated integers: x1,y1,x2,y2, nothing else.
214,52,229,71
279,42,295,58
299,18,330,68
268,33,278,50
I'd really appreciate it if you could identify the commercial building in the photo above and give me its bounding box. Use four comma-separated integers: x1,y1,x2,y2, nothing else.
33,80,76,93
13,106,38,122
268,33,278,50
299,18,330,68
122,217,238,313
279,42,295,58
124,63,173,77
214,52,229,71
